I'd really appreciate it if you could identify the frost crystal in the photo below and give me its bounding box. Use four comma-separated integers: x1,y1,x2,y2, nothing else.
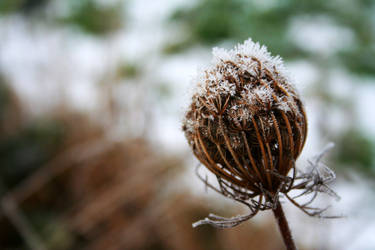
182,117,197,134
253,86,273,104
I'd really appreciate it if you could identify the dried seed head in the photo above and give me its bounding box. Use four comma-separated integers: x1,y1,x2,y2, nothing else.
183,38,307,195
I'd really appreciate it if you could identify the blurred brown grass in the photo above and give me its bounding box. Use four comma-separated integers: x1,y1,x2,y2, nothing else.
0,83,309,250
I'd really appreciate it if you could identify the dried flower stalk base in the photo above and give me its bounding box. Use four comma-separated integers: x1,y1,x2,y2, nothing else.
183,39,339,250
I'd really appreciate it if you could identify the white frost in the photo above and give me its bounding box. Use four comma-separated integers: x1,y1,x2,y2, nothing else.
253,86,273,103
211,38,288,78
183,117,197,133
191,38,295,100
189,38,299,118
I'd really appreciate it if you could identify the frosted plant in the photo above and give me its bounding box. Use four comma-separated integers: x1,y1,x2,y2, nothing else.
182,38,339,250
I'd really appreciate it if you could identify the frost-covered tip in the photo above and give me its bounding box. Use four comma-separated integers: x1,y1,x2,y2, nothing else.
182,38,307,196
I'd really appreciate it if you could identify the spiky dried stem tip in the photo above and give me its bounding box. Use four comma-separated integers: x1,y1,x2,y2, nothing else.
183,38,307,197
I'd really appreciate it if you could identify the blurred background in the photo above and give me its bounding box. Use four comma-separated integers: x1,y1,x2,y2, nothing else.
0,0,374,249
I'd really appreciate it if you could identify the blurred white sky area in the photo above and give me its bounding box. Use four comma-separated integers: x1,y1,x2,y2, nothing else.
1,0,375,249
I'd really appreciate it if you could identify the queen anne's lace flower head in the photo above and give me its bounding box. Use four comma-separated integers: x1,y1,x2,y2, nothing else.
183,38,307,196
182,39,340,241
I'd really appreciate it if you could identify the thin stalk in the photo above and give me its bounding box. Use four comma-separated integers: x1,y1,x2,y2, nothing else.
272,199,297,250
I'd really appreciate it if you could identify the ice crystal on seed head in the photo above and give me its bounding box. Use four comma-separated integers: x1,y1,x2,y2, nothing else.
277,97,292,113
182,117,196,134
212,39,284,70
253,86,273,104
192,39,296,103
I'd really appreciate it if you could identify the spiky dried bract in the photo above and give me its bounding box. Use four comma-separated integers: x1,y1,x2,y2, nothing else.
183,38,307,197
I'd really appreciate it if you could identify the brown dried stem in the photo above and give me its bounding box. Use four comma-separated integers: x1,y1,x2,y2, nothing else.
273,199,297,250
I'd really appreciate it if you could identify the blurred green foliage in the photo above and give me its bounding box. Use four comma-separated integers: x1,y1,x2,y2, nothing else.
163,39,194,55
171,0,304,57
0,0,49,14
171,0,375,76
334,129,375,173
116,62,140,79
59,0,124,36
0,0,125,36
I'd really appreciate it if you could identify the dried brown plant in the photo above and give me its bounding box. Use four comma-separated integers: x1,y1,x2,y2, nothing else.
183,39,339,250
